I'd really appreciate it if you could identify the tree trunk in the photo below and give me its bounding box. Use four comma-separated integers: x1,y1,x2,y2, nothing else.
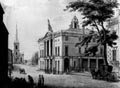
103,43,108,66
101,22,109,66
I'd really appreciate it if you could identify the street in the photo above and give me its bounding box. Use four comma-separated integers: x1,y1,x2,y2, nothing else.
12,64,120,88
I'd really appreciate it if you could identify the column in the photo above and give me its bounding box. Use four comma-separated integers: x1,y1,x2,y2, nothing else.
88,58,90,71
52,39,54,56
80,58,83,71
56,61,58,73
96,58,99,70
45,59,46,71
49,39,51,56
78,58,80,71
52,59,54,73
47,59,49,72
45,41,47,56
44,41,46,57
72,58,73,69
50,39,53,56
62,59,64,73
47,40,49,56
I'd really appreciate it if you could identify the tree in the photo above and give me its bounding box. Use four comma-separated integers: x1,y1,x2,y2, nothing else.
31,52,39,65
65,0,119,66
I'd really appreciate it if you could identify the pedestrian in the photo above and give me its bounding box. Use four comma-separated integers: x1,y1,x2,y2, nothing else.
41,75,44,87
28,75,34,88
37,74,42,88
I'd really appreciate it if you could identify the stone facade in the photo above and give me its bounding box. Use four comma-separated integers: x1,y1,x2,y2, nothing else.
38,16,104,74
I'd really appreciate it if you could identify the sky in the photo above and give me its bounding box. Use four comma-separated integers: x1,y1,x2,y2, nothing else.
1,0,120,60
1,0,82,60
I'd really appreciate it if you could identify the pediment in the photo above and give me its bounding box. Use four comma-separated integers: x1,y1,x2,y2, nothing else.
44,32,52,38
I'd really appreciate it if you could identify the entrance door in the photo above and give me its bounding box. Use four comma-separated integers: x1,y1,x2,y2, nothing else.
64,58,69,72
82,59,88,71
99,59,104,68
90,59,96,69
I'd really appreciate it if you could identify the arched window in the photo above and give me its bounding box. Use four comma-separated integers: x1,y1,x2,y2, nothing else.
16,46,17,49
74,22,77,28
79,47,81,54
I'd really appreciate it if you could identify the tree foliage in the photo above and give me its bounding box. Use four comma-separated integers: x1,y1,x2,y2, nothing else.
65,0,119,65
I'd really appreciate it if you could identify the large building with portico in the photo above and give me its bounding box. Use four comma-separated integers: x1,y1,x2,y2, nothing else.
38,16,105,74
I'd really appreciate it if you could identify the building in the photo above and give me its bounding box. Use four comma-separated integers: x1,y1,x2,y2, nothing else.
107,10,120,71
38,16,104,74
0,3,9,86
8,48,13,77
31,52,39,65
8,49,13,68
13,25,24,64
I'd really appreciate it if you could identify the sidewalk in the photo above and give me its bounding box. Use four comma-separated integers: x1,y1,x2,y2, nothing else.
68,71,91,77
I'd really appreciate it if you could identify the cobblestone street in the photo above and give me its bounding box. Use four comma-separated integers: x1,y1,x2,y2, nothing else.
11,64,120,88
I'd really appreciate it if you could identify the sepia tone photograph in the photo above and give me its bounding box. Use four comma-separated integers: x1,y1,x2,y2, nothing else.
0,0,120,88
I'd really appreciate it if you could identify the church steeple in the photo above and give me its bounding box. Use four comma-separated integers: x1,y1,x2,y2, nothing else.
15,24,19,43
70,16,79,29
14,24,20,64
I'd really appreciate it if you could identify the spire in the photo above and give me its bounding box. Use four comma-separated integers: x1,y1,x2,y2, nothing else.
15,24,19,43
48,19,53,32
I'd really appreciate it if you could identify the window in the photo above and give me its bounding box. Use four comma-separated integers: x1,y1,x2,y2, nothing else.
93,37,96,42
100,47,103,55
41,50,42,57
58,61,60,72
113,49,116,61
40,50,42,57
74,61,76,68
65,36,69,41
55,47,57,56
16,52,17,55
79,37,81,41
16,46,17,49
40,50,41,57
65,45,68,56
42,50,44,57
74,22,77,28
58,47,60,56
79,47,81,54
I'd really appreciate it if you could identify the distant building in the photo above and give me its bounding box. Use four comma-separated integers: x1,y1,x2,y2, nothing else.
31,52,39,65
38,16,104,74
13,25,24,64
20,53,24,63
